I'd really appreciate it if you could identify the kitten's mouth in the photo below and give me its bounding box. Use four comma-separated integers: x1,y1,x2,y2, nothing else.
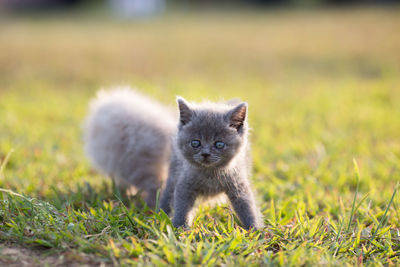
197,158,217,167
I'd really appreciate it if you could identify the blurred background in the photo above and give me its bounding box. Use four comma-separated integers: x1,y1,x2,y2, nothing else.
0,0,399,218
1,0,399,14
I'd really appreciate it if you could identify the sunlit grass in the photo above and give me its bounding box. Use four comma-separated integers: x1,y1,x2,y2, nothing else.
1,7,400,265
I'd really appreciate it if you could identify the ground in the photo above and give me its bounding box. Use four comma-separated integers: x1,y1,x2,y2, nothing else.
0,7,400,266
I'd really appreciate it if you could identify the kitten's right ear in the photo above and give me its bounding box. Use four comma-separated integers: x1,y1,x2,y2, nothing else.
177,97,192,126
226,102,247,132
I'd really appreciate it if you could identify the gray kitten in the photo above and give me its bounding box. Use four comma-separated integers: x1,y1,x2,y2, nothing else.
84,87,263,230
160,97,264,230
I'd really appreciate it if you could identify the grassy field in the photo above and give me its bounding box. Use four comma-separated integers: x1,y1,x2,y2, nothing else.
1,7,400,266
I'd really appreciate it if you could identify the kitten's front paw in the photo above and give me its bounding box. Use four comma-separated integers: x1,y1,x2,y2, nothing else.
243,219,265,231
159,204,171,216
172,217,187,228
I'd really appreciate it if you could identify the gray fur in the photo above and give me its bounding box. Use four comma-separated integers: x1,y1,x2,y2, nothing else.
83,87,176,208
160,97,264,230
84,87,263,229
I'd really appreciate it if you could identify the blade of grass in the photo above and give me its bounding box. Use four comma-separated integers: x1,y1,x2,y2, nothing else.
370,182,399,242
114,193,135,229
0,149,14,180
333,216,344,257
346,158,361,233
335,216,344,243
353,192,370,216
155,189,160,213
334,159,361,257
0,188,32,202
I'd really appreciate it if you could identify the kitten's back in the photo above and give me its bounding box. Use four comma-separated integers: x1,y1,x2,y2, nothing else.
83,87,176,206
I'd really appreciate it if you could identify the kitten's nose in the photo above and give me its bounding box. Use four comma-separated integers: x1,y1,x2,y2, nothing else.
201,152,210,158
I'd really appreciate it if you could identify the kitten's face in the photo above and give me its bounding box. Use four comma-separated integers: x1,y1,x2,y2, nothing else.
176,98,247,169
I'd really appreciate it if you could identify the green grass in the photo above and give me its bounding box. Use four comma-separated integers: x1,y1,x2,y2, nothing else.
1,7,400,266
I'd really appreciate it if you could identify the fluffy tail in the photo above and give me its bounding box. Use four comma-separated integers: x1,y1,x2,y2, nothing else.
83,87,176,207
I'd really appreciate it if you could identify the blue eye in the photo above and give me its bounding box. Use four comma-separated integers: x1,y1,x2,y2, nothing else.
191,140,201,148
215,141,225,149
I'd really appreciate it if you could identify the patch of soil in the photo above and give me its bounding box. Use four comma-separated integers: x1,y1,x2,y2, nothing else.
0,242,109,267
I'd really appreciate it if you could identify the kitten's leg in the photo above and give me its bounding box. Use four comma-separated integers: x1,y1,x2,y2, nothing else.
226,183,264,230
172,183,197,228
131,173,162,209
159,177,175,215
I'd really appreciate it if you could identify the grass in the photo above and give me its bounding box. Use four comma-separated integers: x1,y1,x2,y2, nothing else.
1,7,400,266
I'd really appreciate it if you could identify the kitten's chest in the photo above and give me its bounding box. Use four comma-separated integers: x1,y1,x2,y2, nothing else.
188,170,236,196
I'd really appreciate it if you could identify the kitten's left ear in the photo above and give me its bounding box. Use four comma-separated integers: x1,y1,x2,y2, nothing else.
226,102,247,132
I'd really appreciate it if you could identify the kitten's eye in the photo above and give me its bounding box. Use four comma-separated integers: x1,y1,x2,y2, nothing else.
191,140,201,148
215,141,225,149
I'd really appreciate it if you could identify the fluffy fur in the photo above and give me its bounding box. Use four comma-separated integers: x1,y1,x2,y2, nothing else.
83,87,176,207
84,87,263,230
159,98,264,230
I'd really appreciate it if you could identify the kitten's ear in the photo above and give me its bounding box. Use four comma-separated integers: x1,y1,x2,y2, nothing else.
177,96,192,126
226,102,247,132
